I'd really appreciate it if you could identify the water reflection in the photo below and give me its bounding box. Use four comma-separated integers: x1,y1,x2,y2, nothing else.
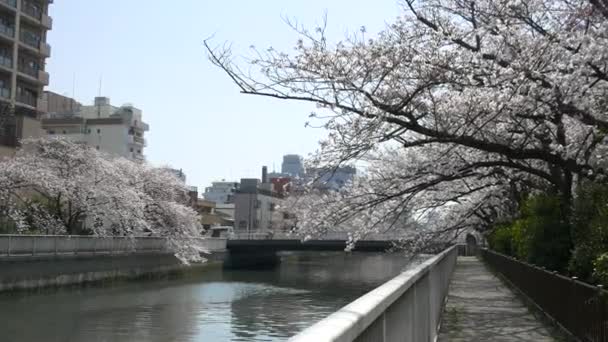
0,252,418,342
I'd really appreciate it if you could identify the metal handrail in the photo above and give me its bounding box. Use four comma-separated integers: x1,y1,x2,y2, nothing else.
481,248,608,341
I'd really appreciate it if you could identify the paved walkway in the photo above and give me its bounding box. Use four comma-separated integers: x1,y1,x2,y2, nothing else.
438,257,557,341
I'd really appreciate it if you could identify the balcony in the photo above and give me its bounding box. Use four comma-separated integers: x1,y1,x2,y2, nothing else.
0,22,14,39
19,29,39,48
38,69,48,84
21,1,42,20
0,86,10,99
16,93,35,107
41,13,51,29
40,41,49,56
17,60,48,85
133,135,146,146
132,121,149,131
0,0,16,9
0,54,11,69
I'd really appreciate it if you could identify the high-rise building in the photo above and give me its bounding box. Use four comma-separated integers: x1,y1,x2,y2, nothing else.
281,154,304,177
41,96,149,161
0,0,53,156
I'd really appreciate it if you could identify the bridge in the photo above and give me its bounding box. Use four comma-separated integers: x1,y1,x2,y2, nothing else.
226,232,397,253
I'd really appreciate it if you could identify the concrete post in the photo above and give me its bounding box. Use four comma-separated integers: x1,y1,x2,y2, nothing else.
598,285,606,342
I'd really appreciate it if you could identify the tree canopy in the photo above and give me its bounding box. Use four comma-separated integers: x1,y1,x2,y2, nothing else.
0,137,203,262
207,0,608,247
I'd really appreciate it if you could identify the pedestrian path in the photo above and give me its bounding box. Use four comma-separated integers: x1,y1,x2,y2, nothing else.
438,257,558,341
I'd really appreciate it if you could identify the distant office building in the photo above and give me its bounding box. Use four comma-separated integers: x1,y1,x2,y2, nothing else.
0,0,54,157
42,91,81,114
41,96,149,161
309,166,357,190
281,154,305,177
203,180,239,204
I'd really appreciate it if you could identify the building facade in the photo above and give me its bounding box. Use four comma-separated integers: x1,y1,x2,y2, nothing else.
41,96,149,161
233,178,288,233
42,91,81,114
281,154,304,178
0,0,53,157
203,180,239,204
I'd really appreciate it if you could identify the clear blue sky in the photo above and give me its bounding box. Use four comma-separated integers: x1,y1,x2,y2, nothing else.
46,0,400,190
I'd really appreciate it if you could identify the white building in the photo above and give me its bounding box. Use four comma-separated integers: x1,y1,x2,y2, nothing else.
234,178,289,233
41,96,149,161
203,180,239,204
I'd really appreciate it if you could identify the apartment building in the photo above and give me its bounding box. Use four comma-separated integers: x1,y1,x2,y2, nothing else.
41,96,149,161
0,0,52,156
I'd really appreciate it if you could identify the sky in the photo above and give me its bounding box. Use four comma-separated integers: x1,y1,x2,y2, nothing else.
46,0,401,190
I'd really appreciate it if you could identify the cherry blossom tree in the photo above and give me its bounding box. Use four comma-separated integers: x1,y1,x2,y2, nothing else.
0,137,203,262
207,0,608,247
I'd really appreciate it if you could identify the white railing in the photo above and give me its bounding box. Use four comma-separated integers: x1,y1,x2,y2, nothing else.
0,235,227,257
289,245,458,342
229,231,402,241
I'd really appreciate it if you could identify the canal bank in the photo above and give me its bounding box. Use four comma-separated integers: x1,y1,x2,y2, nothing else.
0,251,414,342
0,252,228,293
0,235,229,292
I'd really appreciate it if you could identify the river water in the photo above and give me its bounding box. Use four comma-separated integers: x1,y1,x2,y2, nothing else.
0,252,417,342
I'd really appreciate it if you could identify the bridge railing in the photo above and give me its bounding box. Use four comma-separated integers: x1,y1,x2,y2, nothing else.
229,231,402,241
0,235,227,257
289,245,458,342
480,248,608,342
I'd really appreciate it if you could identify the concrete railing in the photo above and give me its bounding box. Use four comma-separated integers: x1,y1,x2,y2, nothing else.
0,235,227,257
289,245,458,342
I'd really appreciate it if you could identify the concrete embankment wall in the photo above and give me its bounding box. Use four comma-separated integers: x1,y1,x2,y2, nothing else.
0,235,228,292
0,252,227,292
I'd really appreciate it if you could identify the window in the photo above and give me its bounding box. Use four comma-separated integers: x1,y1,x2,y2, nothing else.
137,149,141,154
269,203,276,211
96,128,101,134
86,129,91,134
254,200,261,209
253,219,259,229
62,130,66,134
130,148,133,152
96,146,99,150
238,220,247,229
47,130,54,134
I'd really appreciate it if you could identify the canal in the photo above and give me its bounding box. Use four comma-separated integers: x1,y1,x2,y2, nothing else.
0,252,418,341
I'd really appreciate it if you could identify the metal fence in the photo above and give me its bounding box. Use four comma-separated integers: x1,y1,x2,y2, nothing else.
0,235,227,257
480,248,608,342
289,245,458,342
